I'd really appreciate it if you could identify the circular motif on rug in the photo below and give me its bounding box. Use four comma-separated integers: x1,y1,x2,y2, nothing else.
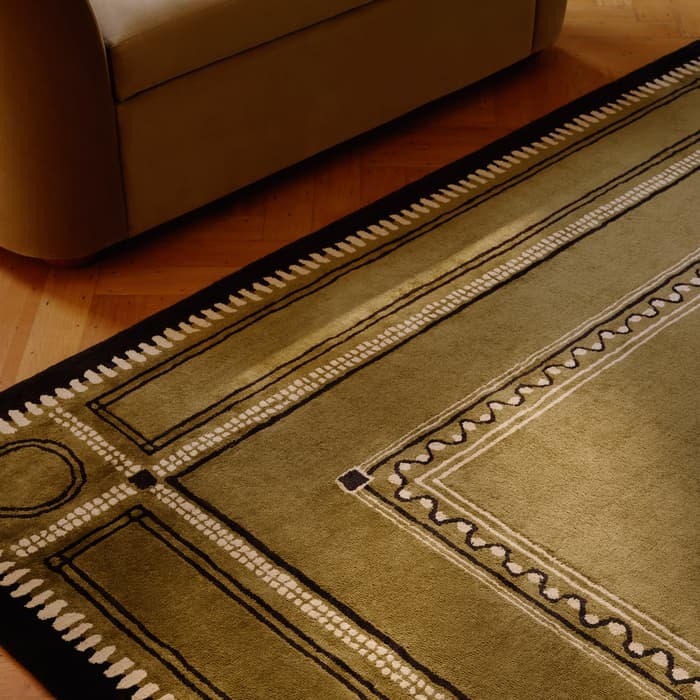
0,439,86,518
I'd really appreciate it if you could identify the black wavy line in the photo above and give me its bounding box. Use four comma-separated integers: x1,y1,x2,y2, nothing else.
393,269,700,455
387,272,700,687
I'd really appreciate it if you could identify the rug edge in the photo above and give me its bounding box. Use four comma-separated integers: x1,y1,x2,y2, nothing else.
1,39,699,700
0,590,132,699
1,40,698,419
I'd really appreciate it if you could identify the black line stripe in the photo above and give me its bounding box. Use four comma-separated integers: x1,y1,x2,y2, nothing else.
55,564,212,698
167,160,700,474
136,518,380,700
90,132,698,449
89,404,151,447
139,130,700,443
93,94,700,452
57,507,384,699
365,487,683,699
61,528,358,700
170,480,470,699
93,81,700,414
367,259,700,472
51,512,136,565
2,42,697,416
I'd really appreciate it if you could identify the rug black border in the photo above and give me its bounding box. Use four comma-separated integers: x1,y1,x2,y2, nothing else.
0,591,134,700
1,40,698,700
1,41,698,418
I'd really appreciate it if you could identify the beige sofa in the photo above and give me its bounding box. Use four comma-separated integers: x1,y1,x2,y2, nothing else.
0,0,567,261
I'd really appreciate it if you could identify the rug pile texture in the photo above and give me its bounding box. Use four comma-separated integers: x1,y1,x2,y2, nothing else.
1,43,699,699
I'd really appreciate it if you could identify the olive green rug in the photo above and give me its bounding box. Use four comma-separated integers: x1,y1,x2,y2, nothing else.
1,43,699,700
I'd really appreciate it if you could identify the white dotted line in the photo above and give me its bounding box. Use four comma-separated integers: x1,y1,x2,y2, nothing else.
1,56,696,439
50,406,142,477
9,483,137,558
158,151,700,474
154,486,446,698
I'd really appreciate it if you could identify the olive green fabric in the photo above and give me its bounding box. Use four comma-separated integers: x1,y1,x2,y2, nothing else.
1,48,699,699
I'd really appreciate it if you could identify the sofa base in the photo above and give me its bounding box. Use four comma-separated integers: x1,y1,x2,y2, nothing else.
117,0,555,237
0,0,567,260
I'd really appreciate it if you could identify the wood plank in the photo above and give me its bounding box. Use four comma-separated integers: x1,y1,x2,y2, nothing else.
312,150,363,230
0,649,52,700
672,0,700,36
80,295,186,349
0,253,48,391
14,269,97,385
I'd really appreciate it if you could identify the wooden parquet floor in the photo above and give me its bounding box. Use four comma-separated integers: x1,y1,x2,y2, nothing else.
1,1,697,697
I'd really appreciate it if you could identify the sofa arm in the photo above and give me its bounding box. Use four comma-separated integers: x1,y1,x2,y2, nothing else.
532,0,567,53
0,1,127,260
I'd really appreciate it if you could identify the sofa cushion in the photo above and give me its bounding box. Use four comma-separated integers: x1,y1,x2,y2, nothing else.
89,0,377,101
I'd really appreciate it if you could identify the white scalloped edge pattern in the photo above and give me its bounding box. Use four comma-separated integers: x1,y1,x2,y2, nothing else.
0,55,698,435
0,554,171,700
